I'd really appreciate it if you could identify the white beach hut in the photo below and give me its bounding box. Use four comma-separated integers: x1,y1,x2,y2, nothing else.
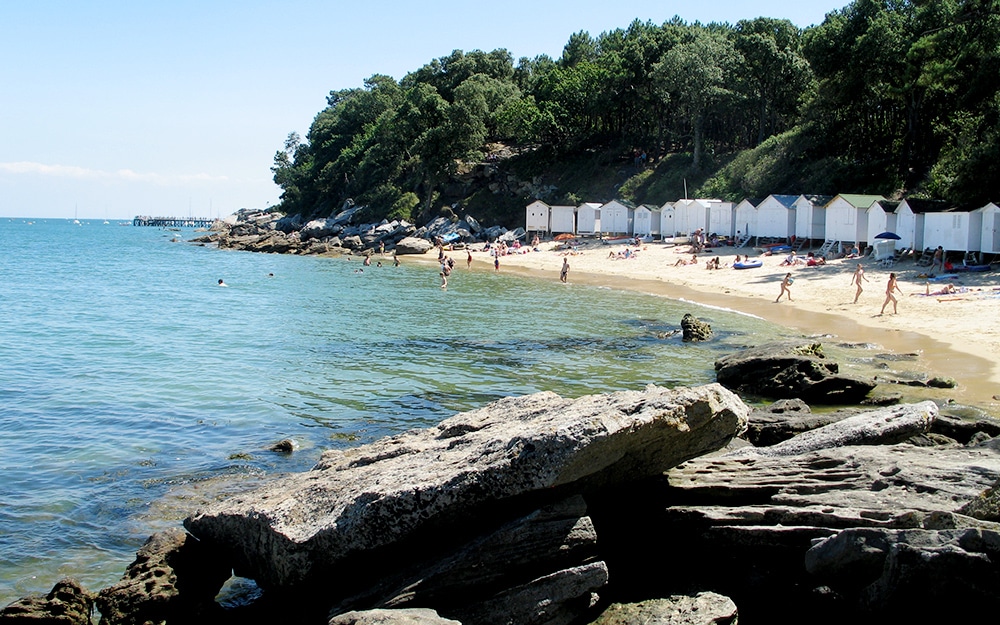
576,202,602,235
793,195,832,242
733,198,761,240
756,194,798,239
600,200,633,235
525,200,550,235
707,200,735,238
674,199,711,235
866,200,900,247
633,204,653,237
549,205,577,235
894,198,949,251
659,202,676,238
923,207,984,253
973,202,1000,255
646,205,663,239
825,194,885,247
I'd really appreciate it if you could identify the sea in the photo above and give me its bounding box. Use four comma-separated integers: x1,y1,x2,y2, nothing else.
0,217,831,604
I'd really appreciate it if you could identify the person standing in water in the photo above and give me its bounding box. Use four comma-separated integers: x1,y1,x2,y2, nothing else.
467,249,473,269
560,257,569,283
881,272,902,314
775,273,793,302
851,263,868,304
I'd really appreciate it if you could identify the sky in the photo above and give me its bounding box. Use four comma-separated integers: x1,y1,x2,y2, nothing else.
0,0,845,220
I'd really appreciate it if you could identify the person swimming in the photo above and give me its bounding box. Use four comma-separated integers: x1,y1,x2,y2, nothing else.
217,279,228,287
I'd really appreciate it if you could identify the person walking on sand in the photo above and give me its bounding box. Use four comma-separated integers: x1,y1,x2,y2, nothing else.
560,257,569,283
776,273,794,303
881,272,903,314
467,249,473,269
493,252,500,273
851,263,869,304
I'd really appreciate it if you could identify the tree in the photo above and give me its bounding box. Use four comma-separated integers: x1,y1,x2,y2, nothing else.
653,29,741,169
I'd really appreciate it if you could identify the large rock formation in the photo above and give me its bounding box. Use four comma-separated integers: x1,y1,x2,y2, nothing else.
715,341,877,404
96,528,230,625
588,401,1000,623
0,579,93,625
183,384,749,622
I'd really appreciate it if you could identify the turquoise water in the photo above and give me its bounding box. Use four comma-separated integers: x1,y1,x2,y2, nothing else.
0,217,797,604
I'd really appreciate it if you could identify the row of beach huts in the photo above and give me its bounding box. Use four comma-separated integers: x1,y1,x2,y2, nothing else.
526,195,1000,256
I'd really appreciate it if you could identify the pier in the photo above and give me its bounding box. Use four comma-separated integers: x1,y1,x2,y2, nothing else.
133,215,216,227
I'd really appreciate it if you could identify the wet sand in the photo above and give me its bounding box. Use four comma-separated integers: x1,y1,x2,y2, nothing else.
419,240,1000,410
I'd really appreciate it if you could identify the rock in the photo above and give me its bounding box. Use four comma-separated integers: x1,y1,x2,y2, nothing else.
616,440,1000,621
332,496,603,624
729,401,937,458
395,237,434,255
926,377,958,388
806,527,1000,618
958,479,1000,521
0,578,93,625
269,439,296,453
329,608,461,625
680,314,712,342
95,529,230,625
714,341,876,404
860,391,902,406
744,399,862,447
591,593,739,625
931,412,1000,444
446,562,606,625
184,384,749,592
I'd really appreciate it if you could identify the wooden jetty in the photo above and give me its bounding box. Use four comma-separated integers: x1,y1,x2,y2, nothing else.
133,215,215,227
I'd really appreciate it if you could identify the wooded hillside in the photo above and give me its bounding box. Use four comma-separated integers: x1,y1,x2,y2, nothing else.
271,0,1000,227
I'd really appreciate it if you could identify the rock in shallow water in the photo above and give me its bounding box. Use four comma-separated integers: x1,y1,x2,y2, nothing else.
184,384,749,593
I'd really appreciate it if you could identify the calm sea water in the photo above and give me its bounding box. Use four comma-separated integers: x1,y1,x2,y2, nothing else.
0,217,800,604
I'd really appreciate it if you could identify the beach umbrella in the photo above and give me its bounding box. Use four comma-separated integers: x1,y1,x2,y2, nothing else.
874,231,901,240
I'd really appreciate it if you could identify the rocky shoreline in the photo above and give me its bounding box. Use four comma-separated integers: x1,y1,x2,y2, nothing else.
4,334,1000,625
5,210,1000,624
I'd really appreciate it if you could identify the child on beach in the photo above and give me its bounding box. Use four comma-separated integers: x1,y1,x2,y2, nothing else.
851,263,868,303
880,273,903,314
775,273,794,302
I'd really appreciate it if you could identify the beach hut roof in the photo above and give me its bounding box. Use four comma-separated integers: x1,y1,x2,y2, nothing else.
902,198,950,214
872,200,902,213
830,194,886,209
740,197,765,207
799,194,834,206
768,194,799,208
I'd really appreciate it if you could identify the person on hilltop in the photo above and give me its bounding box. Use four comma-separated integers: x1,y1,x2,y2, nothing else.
851,263,869,304
775,273,794,303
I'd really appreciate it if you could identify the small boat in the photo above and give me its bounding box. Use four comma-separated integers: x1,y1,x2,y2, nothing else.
733,260,763,269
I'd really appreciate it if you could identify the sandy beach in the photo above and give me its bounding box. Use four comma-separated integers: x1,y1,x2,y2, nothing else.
437,239,1000,409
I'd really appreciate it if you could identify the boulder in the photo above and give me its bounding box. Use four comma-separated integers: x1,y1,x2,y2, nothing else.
806,527,1000,619
0,578,93,625
680,314,712,342
331,496,604,625
184,384,749,592
95,529,230,625
395,237,434,255
591,593,739,625
727,401,937,458
631,436,1000,621
714,341,876,404
329,609,461,625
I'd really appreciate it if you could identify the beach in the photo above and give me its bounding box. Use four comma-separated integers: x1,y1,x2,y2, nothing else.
452,239,1000,409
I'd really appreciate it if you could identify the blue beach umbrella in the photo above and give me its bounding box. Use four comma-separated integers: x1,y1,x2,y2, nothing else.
874,231,901,240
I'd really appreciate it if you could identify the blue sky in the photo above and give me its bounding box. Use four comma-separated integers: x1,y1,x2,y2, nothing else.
0,0,844,220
